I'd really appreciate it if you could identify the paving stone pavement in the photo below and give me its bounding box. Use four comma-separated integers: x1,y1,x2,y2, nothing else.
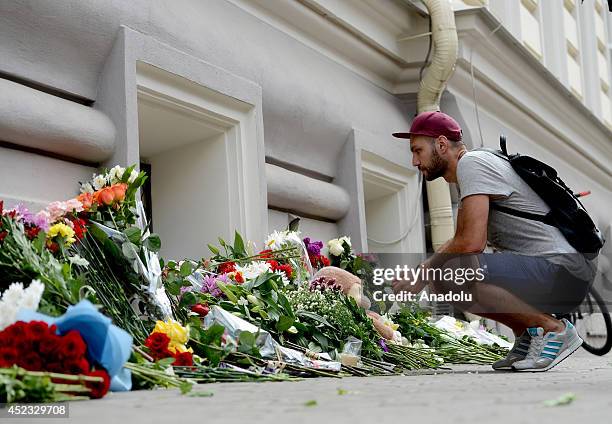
4,350,611,424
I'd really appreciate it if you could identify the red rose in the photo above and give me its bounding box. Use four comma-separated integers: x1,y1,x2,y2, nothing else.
25,321,49,342
85,370,111,399
5,321,28,339
172,351,193,367
191,303,210,317
58,330,87,360
15,338,33,354
234,272,244,284
0,347,18,367
39,332,61,356
267,260,279,269
145,332,170,353
0,330,13,348
18,351,43,371
321,256,330,266
217,261,236,274
63,357,91,375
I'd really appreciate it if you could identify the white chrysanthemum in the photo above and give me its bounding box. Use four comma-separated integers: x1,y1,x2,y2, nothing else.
92,173,108,190
80,182,94,194
273,270,291,286
264,230,301,250
20,291,39,310
265,230,286,250
0,303,18,331
108,165,126,184
26,279,45,299
1,282,24,304
236,261,271,281
327,239,344,256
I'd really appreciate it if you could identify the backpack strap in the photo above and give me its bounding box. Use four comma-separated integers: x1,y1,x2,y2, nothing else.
490,203,556,226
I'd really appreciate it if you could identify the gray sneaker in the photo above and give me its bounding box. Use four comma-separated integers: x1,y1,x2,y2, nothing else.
512,319,583,372
492,331,531,370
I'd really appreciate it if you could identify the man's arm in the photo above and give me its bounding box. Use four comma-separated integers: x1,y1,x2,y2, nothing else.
435,194,489,254
392,194,490,294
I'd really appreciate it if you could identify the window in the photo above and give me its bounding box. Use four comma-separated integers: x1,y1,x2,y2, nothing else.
520,0,543,59
594,1,611,126
563,0,583,98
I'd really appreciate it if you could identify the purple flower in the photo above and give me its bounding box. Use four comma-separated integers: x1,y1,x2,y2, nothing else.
379,339,389,353
303,237,323,256
201,274,226,298
13,204,33,222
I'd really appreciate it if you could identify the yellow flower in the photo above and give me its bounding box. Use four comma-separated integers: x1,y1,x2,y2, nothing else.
47,223,76,245
152,319,192,353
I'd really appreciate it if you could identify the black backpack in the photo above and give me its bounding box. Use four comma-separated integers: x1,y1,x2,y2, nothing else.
480,135,605,260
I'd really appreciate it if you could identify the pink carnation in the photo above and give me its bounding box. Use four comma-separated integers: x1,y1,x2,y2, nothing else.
45,200,84,222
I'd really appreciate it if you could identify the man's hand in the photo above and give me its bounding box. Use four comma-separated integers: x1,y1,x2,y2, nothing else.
392,259,430,295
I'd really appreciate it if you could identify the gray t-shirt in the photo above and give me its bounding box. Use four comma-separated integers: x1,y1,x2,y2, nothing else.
456,150,595,281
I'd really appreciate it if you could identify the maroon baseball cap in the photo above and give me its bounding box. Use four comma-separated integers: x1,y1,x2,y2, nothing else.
393,111,462,141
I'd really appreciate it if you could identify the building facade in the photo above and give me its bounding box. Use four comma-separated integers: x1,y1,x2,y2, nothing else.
1,0,611,261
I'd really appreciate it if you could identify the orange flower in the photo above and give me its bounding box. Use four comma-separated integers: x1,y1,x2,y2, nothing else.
76,193,94,210
97,187,115,206
111,183,128,203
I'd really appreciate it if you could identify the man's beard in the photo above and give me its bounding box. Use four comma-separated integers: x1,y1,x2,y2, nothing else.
422,149,447,181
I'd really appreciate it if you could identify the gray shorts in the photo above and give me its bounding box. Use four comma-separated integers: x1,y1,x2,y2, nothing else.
477,253,591,314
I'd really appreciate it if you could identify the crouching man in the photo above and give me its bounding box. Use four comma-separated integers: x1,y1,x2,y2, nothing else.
391,111,595,372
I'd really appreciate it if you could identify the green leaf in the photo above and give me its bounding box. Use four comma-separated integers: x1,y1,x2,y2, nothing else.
312,330,329,351
288,217,300,232
121,242,138,260
208,244,220,255
179,291,198,308
296,311,337,330
233,231,246,257
543,393,576,407
179,261,193,277
304,400,317,407
144,234,162,252
157,357,175,368
124,226,142,244
165,280,183,296
243,272,273,291
276,315,295,332
216,282,239,303
188,391,213,397
237,331,256,349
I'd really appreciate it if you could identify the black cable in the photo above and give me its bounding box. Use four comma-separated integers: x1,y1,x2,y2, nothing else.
418,17,433,84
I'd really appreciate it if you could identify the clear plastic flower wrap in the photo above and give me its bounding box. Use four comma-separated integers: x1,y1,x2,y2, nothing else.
203,306,341,371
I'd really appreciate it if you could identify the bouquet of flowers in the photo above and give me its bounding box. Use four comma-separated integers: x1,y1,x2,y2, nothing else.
0,204,87,315
326,236,376,285
285,276,382,359
392,305,507,364
0,320,111,401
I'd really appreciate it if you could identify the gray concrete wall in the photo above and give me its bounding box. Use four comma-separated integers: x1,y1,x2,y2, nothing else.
0,0,412,178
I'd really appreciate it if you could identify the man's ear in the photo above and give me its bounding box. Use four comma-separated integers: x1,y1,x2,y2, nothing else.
436,136,449,153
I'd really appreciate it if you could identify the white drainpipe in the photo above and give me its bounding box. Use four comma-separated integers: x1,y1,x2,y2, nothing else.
418,0,458,251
